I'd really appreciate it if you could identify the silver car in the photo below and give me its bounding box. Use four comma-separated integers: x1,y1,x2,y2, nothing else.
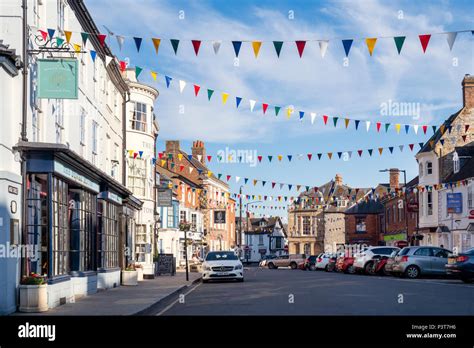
392,246,452,279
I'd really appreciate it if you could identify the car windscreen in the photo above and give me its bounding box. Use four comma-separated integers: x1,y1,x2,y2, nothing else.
398,248,411,256
206,252,238,261
464,248,474,255
390,250,399,257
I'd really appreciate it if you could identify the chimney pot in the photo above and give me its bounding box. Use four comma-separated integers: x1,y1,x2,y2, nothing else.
462,74,474,109
389,168,400,189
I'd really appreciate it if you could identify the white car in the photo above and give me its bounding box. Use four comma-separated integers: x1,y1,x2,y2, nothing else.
315,253,335,270
202,251,244,283
353,246,400,274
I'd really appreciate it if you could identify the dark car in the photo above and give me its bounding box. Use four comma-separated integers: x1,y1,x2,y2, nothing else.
445,248,474,283
304,255,318,271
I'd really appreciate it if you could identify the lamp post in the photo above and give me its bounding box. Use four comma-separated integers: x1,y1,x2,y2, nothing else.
380,169,409,245
179,221,191,281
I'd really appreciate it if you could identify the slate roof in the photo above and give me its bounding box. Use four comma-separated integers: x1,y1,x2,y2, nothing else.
418,110,462,154
444,146,474,182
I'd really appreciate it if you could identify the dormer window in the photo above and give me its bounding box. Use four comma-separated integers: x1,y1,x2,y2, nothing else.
453,151,460,174
426,161,433,175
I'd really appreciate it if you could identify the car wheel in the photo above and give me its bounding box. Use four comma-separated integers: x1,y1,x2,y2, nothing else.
325,264,329,272
310,265,316,271
405,265,420,279
290,262,297,270
461,277,473,284
364,262,373,275
268,263,275,269
347,265,355,274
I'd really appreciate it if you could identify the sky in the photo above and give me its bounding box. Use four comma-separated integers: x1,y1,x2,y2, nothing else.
86,0,474,219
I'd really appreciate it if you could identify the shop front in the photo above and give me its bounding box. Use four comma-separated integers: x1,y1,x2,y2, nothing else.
383,231,408,246
16,143,139,309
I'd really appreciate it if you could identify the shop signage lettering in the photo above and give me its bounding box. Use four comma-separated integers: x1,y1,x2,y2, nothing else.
447,193,462,214
54,161,100,193
38,59,78,99
98,191,123,205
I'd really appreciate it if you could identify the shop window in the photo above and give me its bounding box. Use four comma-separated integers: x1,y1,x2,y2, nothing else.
97,200,119,269
167,206,174,228
51,176,69,276
468,185,473,209
180,210,187,223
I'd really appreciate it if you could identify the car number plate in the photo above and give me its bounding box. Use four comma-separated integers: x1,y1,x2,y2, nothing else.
217,272,229,275
448,258,456,264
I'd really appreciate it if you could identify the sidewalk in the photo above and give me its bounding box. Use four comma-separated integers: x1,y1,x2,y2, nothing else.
15,271,201,316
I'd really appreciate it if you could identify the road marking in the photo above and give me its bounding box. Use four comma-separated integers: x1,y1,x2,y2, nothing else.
155,281,202,316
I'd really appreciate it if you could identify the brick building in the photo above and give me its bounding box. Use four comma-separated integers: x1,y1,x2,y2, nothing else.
345,200,384,246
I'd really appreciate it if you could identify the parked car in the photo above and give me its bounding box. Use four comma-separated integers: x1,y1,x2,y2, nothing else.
326,253,342,272
336,255,356,273
259,255,277,268
392,246,452,279
267,254,306,269
315,253,335,271
202,251,244,283
383,249,400,275
445,248,474,283
304,255,319,271
353,246,400,274
367,254,390,275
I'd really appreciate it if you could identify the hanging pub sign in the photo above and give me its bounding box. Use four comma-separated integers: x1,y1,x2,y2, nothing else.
38,58,78,99
214,210,226,223
447,193,463,214
157,188,172,207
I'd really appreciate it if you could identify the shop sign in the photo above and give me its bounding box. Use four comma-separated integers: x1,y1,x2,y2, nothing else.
38,59,78,99
98,191,123,205
383,233,407,242
157,188,172,207
214,210,226,224
447,193,462,214
54,161,100,193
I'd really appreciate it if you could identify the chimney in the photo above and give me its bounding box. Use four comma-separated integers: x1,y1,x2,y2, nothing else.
334,174,343,186
166,140,180,154
462,74,474,109
389,168,400,189
192,140,206,165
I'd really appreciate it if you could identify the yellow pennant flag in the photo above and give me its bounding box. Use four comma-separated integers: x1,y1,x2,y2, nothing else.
429,140,435,148
73,43,81,53
327,152,333,160
152,38,161,54
344,118,350,128
253,179,258,186
277,155,282,161
128,150,134,158
150,71,157,81
64,31,72,43
168,182,173,189
286,106,293,118
177,153,183,161
222,92,229,105
366,38,377,56
161,160,166,166
395,124,401,134
378,148,384,155
252,41,262,58
207,171,213,177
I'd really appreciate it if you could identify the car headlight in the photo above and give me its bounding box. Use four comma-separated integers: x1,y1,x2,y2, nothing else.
234,264,243,270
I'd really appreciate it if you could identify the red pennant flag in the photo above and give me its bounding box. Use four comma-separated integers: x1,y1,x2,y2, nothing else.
295,41,306,58
462,135,467,142
409,144,414,151
39,30,48,41
323,115,329,125
97,34,107,47
357,150,363,157
262,103,269,114
158,152,164,159
133,152,138,159
119,61,127,72
194,84,201,96
258,155,263,162
419,34,431,53
376,122,381,132
272,182,276,188
179,165,184,172
191,40,201,56
207,155,212,162
307,154,313,161
226,175,231,181
465,125,470,133
422,125,428,134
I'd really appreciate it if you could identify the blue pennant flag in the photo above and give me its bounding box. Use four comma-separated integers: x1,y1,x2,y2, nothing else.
405,125,410,134
355,120,360,130
138,151,143,158
188,154,193,161
299,111,304,120
90,50,97,62
47,28,55,39
133,37,142,52
197,169,203,175
165,76,172,88
244,178,249,184
232,41,242,57
342,39,353,57
236,97,242,108
287,155,292,162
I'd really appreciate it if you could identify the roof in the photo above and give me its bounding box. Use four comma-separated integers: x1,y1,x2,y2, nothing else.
417,109,462,154
0,40,20,76
444,146,474,182
345,200,384,215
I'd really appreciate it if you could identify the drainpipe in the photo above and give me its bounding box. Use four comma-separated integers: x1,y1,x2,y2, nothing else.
122,91,130,186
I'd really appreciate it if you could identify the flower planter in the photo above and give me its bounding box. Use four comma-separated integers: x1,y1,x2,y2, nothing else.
19,284,48,313
136,268,144,282
121,270,138,286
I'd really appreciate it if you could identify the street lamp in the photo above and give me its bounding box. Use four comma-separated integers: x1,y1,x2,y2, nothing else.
379,169,409,245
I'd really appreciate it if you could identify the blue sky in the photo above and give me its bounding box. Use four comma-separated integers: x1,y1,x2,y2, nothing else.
86,0,473,219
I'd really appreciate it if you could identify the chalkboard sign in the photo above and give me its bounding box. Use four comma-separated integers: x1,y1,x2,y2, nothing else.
155,254,176,276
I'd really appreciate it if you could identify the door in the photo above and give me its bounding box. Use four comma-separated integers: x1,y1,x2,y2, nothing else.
413,247,433,273
430,248,450,274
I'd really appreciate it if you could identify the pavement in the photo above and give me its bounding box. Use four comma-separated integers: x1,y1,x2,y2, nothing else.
156,267,474,315
14,271,201,316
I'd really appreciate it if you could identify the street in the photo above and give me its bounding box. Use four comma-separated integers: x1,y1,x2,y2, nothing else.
157,267,474,315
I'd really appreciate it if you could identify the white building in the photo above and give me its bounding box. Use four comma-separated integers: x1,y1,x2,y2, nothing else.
0,0,142,314
123,68,159,277
242,217,287,262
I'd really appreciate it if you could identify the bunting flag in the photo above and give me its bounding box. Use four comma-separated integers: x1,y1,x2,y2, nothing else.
222,92,229,105
319,40,328,58
236,97,242,108
47,28,55,40
89,50,96,62
249,99,256,112
212,41,222,54
151,71,157,81
295,41,306,58
194,84,201,96
135,66,142,78
262,103,269,114
97,34,107,47
342,39,353,57
170,39,180,54
81,32,89,46
365,38,377,56
73,44,81,53
394,36,406,54
192,40,201,55
419,34,431,53
179,80,186,93
56,37,65,47
207,89,214,100
134,37,142,52
165,75,172,88
446,32,457,51
152,38,161,54
64,31,72,43
252,41,262,58
232,41,242,57
116,35,125,50
273,41,283,57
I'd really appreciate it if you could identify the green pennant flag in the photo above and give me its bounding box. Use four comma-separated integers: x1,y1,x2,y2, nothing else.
218,173,222,180
170,39,180,55
273,41,283,57
135,66,143,78
207,89,214,100
81,32,89,45
385,123,390,132
275,106,281,116
56,37,65,46
394,36,406,54
268,156,273,162
333,117,339,127
432,125,437,134
368,149,373,156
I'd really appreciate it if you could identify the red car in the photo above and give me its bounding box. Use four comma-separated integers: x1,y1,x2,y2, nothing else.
335,256,356,273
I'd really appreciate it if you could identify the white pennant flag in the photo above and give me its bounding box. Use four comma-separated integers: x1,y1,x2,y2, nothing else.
298,154,303,160
197,155,202,162
310,112,317,124
179,80,186,93
212,40,222,54
348,151,352,158
189,167,193,174
249,99,256,112
235,176,241,183
318,40,329,58
413,125,419,134
446,32,457,51
279,183,284,189
116,35,125,50
399,145,404,152
366,121,371,132
105,55,114,67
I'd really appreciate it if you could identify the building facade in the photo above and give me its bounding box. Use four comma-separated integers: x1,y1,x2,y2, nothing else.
241,217,287,262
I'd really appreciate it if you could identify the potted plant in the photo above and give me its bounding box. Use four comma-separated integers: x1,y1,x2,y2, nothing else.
134,263,144,281
19,272,48,313
121,264,138,286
